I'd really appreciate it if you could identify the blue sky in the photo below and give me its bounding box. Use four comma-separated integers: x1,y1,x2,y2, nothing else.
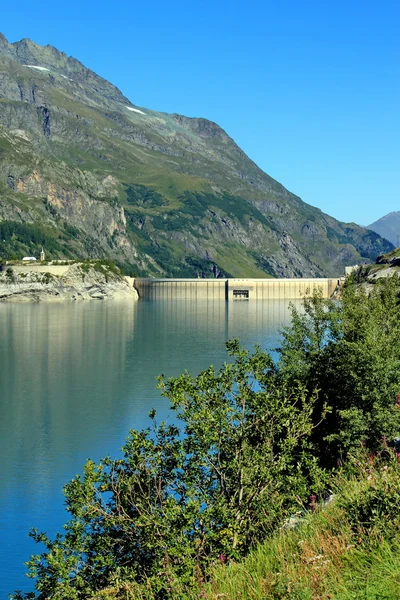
2,0,399,225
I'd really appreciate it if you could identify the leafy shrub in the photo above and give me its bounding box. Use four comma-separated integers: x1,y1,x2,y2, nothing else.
337,451,400,536
5,266,15,283
278,277,400,465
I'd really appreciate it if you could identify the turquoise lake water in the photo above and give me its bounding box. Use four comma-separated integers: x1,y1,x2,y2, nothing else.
0,298,300,597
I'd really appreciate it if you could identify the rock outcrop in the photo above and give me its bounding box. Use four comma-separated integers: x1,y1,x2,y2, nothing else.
0,263,138,302
348,248,400,294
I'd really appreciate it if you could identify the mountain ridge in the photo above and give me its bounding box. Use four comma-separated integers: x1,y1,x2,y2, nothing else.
0,33,131,107
0,32,393,277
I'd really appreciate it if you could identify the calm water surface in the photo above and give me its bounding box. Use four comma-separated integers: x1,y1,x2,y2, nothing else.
0,298,299,597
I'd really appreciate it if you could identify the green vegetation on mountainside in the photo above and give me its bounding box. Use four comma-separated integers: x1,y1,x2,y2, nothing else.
12,276,400,600
0,220,77,258
0,33,393,277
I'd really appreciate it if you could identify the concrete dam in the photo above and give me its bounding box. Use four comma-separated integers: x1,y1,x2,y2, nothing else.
133,277,341,300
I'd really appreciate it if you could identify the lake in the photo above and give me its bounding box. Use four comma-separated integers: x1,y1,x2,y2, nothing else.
0,298,300,597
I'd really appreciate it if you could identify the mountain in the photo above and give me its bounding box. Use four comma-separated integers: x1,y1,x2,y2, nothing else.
367,212,400,247
0,33,393,277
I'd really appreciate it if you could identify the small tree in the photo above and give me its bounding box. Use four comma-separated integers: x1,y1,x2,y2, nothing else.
278,276,400,464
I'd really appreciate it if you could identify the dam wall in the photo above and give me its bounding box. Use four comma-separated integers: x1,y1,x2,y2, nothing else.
226,278,339,300
134,278,227,300
133,278,341,300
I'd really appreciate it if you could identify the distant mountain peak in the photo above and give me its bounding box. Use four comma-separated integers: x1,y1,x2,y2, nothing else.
367,212,400,247
382,211,400,218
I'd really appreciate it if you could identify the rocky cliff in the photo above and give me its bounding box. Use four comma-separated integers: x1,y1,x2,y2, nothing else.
0,262,138,302
0,33,393,278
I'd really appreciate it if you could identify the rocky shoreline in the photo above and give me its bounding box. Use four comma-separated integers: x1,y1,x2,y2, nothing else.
0,263,138,302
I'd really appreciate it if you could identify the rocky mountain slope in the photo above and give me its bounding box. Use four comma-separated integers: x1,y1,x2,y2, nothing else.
0,33,393,277
367,212,400,247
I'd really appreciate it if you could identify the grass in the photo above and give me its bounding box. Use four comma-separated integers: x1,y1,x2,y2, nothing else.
212,244,273,278
206,533,400,600
205,458,400,600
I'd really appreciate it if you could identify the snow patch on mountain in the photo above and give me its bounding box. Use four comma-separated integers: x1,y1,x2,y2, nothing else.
126,106,146,115
23,65,50,72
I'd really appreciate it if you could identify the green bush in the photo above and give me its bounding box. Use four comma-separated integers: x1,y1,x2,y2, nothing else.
337,452,400,537
6,266,15,283
278,276,400,465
